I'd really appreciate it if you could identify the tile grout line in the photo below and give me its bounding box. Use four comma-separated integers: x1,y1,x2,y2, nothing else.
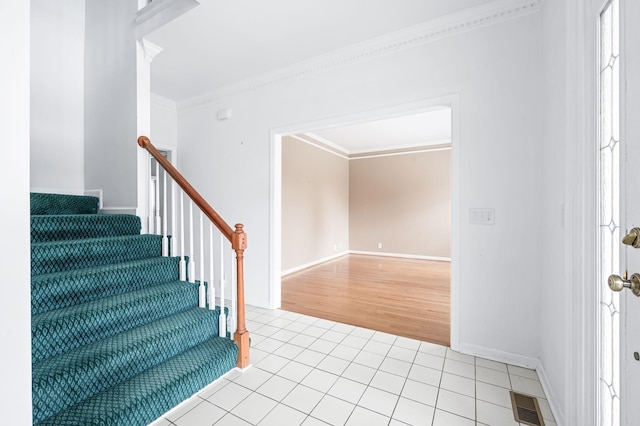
173,306,546,426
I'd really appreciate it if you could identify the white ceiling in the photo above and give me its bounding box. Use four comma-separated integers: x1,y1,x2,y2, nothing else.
303,108,451,155
147,0,494,101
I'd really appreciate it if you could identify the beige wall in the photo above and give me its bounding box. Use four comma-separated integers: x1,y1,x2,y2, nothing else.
350,150,451,258
281,136,349,271
282,137,451,271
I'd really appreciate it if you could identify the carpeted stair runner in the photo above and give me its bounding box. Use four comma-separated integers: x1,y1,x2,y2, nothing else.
31,257,181,315
31,192,100,215
31,234,163,275
37,337,238,426
31,214,142,243
30,193,238,425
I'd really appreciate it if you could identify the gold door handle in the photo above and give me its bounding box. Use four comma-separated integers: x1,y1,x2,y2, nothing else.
622,228,640,247
608,273,640,297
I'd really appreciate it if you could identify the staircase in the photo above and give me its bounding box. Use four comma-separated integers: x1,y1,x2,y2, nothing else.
31,192,238,425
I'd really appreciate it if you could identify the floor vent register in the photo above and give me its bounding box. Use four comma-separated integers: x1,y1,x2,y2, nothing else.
510,391,545,426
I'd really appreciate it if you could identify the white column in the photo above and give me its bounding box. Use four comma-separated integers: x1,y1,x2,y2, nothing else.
135,38,162,235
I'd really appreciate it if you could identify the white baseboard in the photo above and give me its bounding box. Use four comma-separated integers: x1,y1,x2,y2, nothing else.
281,251,349,276
459,342,538,369
30,187,84,195
460,343,563,425
349,250,451,262
100,207,137,215
536,361,564,426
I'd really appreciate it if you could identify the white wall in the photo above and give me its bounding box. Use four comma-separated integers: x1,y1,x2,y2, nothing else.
0,1,32,422
84,0,139,210
30,0,85,193
151,94,179,150
281,136,349,271
177,14,542,362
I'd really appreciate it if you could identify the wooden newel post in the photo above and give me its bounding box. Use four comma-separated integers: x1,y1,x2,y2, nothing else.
232,224,250,368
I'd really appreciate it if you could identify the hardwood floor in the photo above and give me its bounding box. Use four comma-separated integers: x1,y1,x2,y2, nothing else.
281,254,450,346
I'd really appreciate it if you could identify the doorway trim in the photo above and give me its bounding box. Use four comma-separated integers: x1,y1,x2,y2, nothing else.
269,94,462,350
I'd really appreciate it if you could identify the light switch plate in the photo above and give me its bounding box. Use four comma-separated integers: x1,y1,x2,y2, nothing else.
469,208,495,225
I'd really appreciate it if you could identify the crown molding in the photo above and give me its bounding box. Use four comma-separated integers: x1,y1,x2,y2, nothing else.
290,132,452,161
135,0,200,40
151,93,177,111
179,0,542,110
288,134,349,160
349,143,451,160
303,132,350,156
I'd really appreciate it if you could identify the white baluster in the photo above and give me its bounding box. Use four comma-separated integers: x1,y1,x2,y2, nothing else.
198,211,205,307
178,192,186,281
170,180,176,257
148,157,155,234
154,160,161,235
230,253,237,334
208,223,215,310
219,235,226,338
188,202,195,283
161,169,168,256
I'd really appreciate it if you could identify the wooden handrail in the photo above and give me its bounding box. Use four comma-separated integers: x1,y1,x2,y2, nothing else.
138,135,250,368
138,135,233,241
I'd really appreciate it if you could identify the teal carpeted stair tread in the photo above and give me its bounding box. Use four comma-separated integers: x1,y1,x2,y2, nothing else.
31,234,162,275
31,193,99,215
32,307,223,424
31,257,181,315
31,214,141,243
32,281,199,363
36,337,238,426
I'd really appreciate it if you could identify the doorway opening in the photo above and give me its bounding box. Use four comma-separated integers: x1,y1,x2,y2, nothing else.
269,96,461,349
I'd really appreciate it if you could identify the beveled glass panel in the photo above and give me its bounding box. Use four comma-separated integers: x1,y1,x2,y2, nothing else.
602,227,613,287
601,147,613,221
612,57,620,143
602,307,613,382
612,225,620,274
602,381,613,422
612,309,620,382
612,0,619,57
601,66,613,146
601,4,612,66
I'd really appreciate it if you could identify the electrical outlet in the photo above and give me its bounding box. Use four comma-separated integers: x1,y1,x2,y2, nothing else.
377,242,383,249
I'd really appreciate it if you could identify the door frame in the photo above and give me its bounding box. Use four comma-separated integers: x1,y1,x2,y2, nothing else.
564,0,618,424
268,94,462,350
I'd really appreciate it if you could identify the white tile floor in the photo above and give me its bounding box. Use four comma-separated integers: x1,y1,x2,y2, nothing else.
150,306,556,426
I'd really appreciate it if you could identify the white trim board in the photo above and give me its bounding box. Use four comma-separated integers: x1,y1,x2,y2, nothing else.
281,251,349,277
30,187,85,196
151,93,178,112
282,250,450,277
180,0,542,110
537,360,564,426
460,342,538,370
349,145,451,160
289,133,451,161
288,134,349,160
349,250,451,262
100,207,138,216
